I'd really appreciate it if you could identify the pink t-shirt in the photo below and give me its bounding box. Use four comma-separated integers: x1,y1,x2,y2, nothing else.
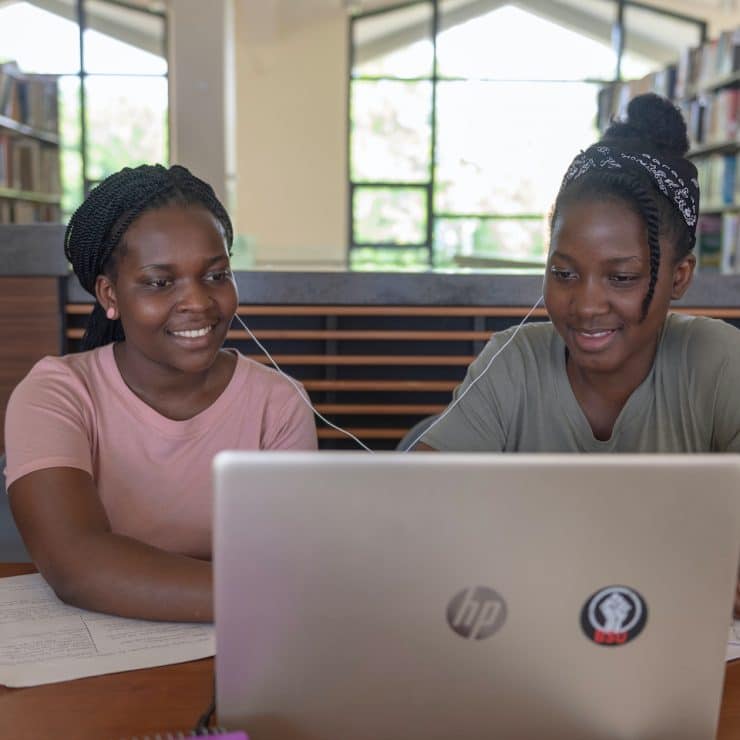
4,344,318,557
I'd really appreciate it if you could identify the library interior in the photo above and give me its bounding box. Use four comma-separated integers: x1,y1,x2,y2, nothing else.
2,0,740,738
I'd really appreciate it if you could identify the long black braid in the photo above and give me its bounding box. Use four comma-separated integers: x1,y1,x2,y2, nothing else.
64,164,233,350
552,93,696,320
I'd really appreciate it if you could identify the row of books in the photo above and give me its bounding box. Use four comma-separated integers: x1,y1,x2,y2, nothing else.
675,27,740,99
0,199,59,224
596,69,675,133
696,213,740,273
678,88,739,149
0,62,58,134
695,153,739,210
597,27,740,133
599,79,738,150
0,134,61,195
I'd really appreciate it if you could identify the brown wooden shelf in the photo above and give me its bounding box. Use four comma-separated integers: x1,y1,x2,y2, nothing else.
246,354,474,366
0,187,61,204
66,305,740,321
302,380,458,392
679,307,740,318
700,204,740,215
67,303,549,317
686,70,740,98
67,327,492,342
315,404,445,415
60,301,740,451
0,113,59,145
689,140,740,158
226,329,492,341
318,427,406,440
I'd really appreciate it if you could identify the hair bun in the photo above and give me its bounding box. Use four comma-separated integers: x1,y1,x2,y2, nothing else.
604,93,689,156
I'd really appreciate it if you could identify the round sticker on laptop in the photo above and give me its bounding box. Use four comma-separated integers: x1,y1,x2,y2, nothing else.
580,585,647,647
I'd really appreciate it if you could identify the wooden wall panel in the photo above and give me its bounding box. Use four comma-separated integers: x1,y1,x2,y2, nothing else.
0,277,62,452
64,302,740,451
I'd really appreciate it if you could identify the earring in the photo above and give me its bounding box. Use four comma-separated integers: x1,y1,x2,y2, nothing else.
106,307,116,321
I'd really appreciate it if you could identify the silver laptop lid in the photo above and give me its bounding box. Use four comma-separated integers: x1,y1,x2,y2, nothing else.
214,452,740,740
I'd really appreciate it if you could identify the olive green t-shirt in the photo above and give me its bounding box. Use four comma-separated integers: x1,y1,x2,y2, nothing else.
423,313,740,453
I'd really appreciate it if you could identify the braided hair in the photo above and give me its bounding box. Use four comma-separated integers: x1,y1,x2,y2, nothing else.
65,164,233,350
552,94,696,319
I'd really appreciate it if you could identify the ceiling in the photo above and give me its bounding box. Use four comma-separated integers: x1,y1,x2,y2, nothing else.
0,0,164,55
2,0,737,59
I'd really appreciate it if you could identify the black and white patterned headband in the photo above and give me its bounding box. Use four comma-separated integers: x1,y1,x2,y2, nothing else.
560,144,699,231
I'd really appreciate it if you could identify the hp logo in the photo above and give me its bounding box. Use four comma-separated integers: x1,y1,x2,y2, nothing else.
446,586,507,640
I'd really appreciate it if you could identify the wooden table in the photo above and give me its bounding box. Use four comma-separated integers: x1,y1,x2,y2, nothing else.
2,563,740,740
0,564,214,740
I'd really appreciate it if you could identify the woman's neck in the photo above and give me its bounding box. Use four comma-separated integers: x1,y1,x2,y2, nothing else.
112,343,237,421
565,334,659,441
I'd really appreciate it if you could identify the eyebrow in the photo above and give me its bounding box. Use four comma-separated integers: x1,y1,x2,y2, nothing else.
550,251,643,266
139,255,229,271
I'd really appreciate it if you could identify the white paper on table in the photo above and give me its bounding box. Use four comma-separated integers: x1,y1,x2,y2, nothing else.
727,620,740,662
0,573,215,687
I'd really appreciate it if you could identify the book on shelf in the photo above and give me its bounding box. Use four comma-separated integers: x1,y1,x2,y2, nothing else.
606,27,739,125
0,133,8,187
696,153,738,209
715,28,740,81
8,201,58,224
675,46,702,100
699,38,719,89
675,28,740,98
678,98,704,148
624,85,737,151
696,213,724,272
596,67,676,130
0,132,60,194
694,88,739,147
720,212,740,273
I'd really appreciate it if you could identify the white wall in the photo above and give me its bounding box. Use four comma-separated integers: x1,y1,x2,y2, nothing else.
168,0,237,214
234,1,348,268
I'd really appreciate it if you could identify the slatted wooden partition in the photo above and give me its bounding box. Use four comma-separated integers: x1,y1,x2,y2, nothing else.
1,277,62,452
65,304,740,451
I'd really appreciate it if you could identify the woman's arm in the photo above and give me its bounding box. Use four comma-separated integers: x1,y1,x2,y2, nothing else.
9,467,212,622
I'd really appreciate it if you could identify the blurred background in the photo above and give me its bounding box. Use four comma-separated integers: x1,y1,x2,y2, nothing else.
0,0,738,271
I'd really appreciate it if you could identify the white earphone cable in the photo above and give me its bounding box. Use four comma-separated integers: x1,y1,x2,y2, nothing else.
401,295,544,452
233,313,375,453
233,295,544,454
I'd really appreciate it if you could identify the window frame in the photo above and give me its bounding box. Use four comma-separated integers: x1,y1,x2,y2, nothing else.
347,0,706,270
72,0,169,203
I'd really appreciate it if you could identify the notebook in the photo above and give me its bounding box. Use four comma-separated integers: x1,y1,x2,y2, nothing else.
213,452,740,740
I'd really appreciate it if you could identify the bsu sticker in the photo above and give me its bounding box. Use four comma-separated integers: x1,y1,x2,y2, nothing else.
580,585,647,647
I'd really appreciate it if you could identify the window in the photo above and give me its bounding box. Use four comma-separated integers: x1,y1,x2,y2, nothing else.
0,0,168,220
348,0,704,271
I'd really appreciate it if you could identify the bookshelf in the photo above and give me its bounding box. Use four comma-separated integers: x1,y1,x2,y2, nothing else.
597,27,740,274
0,62,61,224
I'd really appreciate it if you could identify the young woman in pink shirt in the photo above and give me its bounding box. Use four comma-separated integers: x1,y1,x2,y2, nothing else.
4,164,317,622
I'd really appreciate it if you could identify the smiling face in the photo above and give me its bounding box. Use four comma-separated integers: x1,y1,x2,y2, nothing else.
544,197,694,387
95,203,238,380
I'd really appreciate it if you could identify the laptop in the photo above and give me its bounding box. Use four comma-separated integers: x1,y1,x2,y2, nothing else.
213,452,740,740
